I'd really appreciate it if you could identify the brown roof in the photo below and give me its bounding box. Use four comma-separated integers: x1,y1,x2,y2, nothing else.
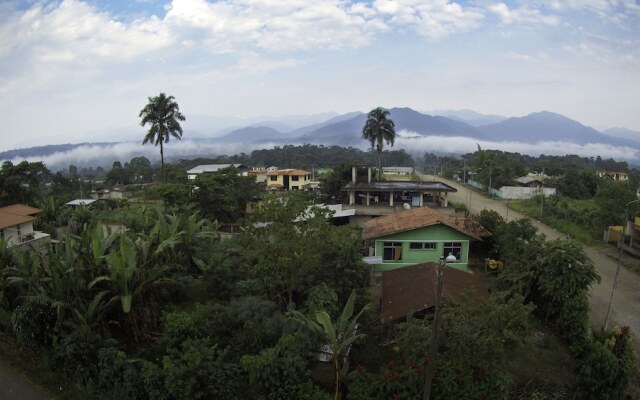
362,207,490,240
380,263,489,324
0,211,36,230
0,204,42,216
265,169,310,176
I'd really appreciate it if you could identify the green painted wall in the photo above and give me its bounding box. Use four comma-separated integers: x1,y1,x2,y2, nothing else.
372,224,474,272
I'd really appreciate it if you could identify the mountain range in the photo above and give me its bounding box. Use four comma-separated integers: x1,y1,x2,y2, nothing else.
212,108,640,148
2,108,640,169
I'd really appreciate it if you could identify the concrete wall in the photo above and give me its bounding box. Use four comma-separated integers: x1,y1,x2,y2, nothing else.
498,186,556,200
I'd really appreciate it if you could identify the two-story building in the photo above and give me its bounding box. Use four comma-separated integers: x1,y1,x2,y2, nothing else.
0,204,50,249
266,169,311,191
342,165,456,208
596,169,629,182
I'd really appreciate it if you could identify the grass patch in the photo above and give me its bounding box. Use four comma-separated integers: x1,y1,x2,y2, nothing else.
509,198,597,243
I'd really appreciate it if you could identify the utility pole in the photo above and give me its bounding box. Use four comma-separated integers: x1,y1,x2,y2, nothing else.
539,169,544,218
423,254,456,400
604,199,640,330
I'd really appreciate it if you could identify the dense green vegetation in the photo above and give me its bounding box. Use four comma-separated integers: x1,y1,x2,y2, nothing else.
0,142,638,399
478,210,636,398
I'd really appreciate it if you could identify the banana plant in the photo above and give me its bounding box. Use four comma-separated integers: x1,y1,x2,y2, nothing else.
289,290,370,400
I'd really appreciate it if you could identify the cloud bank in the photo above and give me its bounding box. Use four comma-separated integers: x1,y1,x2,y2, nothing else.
4,135,638,172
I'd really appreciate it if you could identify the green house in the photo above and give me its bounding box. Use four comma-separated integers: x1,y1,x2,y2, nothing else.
362,207,489,272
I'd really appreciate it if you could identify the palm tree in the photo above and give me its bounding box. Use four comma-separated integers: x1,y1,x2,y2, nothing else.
139,92,185,184
361,107,396,180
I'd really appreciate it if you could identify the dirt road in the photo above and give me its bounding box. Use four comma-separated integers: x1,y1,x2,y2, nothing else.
425,174,640,351
0,356,53,400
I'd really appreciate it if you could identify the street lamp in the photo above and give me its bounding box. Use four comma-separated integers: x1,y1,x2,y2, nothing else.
603,199,640,330
423,253,457,400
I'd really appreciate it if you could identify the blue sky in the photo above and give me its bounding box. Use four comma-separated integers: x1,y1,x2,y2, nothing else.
0,0,639,152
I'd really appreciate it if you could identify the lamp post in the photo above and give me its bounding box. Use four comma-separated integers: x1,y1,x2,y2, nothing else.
603,199,640,330
423,253,457,400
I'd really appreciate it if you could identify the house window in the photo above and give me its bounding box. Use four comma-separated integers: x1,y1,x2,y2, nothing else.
292,176,299,181
442,242,462,261
270,175,277,181
383,242,403,261
409,242,436,251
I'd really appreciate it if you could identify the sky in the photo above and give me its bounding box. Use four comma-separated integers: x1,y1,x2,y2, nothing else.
1,0,639,153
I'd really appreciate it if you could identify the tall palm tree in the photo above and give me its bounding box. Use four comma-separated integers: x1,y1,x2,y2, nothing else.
139,92,185,184
362,107,396,180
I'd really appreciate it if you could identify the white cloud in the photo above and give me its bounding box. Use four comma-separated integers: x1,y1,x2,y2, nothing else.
503,51,538,62
164,0,386,52
6,135,640,172
488,2,559,25
393,133,640,161
374,0,484,38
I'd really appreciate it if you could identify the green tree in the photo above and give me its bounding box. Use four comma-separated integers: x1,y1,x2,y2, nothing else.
318,164,351,204
290,290,369,400
0,161,50,206
139,92,185,184
577,326,636,400
193,167,260,222
361,107,396,180
594,180,637,231
126,156,153,183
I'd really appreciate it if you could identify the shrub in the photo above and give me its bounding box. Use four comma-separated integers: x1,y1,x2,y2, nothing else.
576,326,636,400
162,338,243,400
241,333,315,396
11,301,57,349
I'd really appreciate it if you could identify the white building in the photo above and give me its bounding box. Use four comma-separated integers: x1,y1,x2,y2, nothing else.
0,204,50,249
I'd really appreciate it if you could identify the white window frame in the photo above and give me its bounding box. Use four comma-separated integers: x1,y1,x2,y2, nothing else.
409,242,436,251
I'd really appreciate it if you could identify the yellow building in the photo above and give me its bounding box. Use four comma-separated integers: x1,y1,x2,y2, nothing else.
596,169,629,182
265,169,311,191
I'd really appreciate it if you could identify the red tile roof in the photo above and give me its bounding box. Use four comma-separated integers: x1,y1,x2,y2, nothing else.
362,207,490,240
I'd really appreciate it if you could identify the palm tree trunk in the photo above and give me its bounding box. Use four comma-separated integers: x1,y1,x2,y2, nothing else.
160,141,165,185
377,149,382,181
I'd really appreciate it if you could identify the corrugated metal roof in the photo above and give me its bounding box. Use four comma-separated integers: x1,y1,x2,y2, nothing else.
362,206,490,240
187,164,245,174
380,263,488,324
66,199,98,206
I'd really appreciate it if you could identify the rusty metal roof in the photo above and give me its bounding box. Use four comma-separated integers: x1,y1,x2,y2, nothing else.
362,206,490,240
380,263,489,324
